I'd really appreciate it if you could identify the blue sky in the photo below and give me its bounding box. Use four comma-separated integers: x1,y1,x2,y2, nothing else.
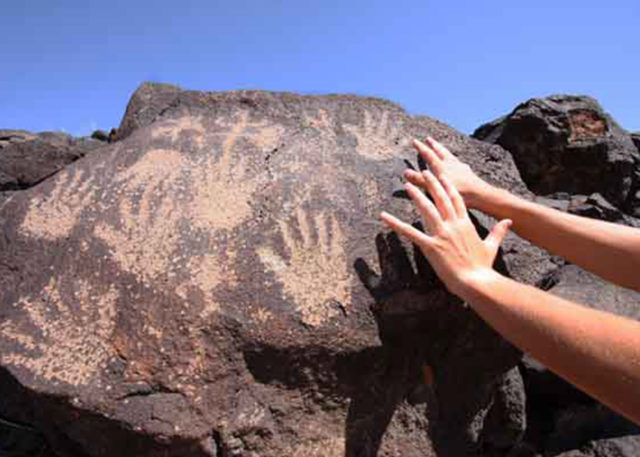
1,0,638,136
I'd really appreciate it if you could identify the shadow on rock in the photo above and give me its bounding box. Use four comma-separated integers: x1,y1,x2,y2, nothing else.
353,225,523,456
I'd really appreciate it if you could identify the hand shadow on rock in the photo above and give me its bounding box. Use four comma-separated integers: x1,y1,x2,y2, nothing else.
349,216,521,457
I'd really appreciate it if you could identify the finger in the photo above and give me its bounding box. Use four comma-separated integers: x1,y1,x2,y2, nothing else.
426,136,454,160
419,171,456,221
439,174,466,218
484,219,513,258
405,182,444,233
404,169,427,188
411,221,439,285
380,211,432,247
412,138,442,170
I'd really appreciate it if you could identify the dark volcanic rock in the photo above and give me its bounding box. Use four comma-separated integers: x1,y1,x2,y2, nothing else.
0,129,104,191
116,82,182,141
631,132,640,151
546,264,640,319
472,95,640,210
482,366,527,451
0,84,542,456
554,434,640,457
91,130,109,142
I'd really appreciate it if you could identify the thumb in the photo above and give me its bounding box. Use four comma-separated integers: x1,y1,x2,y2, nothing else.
484,219,512,257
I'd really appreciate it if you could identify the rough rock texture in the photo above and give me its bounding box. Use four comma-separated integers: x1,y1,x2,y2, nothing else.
116,82,182,141
554,434,640,457
631,132,640,151
0,84,554,457
472,96,640,212
546,265,640,319
0,129,104,191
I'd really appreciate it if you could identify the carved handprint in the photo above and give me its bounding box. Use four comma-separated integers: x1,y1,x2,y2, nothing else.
151,115,206,148
21,168,96,240
0,277,118,386
344,109,408,160
190,111,283,234
94,149,185,285
258,207,350,327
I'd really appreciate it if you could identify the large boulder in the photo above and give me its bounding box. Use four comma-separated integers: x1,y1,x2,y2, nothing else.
472,95,640,212
0,85,546,456
0,129,105,191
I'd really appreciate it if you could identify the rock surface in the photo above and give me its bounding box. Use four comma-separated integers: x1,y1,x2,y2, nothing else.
2,86,639,457
0,84,550,457
631,132,640,151
0,129,104,191
472,95,640,212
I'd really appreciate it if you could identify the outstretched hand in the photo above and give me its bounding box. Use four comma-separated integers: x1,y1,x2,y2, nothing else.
405,138,491,210
381,139,512,300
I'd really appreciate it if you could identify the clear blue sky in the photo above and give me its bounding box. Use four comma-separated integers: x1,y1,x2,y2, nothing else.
1,0,638,136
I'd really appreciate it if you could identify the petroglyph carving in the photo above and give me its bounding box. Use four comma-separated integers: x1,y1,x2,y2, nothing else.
21,169,96,240
186,251,237,319
0,277,118,386
344,110,407,160
190,111,283,233
258,207,350,327
152,116,206,148
95,149,186,285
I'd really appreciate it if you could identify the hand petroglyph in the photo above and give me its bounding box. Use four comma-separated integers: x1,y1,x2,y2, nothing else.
258,207,351,327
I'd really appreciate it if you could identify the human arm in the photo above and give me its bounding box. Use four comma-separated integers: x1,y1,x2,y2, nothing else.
406,138,640,293
380,169,640,425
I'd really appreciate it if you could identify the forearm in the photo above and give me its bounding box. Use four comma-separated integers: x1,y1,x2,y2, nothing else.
463,271,640,424
473,185,640,291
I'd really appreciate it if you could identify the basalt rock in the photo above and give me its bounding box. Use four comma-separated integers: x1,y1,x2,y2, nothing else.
90,130,109,142
554,434,640,457
631,133,640,151
472,95,640,212
0,84,549,457
0,129,104,192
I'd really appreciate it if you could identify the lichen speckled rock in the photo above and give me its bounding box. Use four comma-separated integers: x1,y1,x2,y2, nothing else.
0,84,551,457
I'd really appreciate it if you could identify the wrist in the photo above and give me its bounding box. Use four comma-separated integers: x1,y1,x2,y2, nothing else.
466,180,497,211
456,267,504,304
469,182,511,216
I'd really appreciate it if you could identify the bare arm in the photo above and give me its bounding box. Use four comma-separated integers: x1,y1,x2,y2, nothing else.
407,138,640,292
380,161,640,425
465,271,640,425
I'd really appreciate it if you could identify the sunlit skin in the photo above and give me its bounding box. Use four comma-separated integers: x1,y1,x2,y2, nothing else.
381,137,640,425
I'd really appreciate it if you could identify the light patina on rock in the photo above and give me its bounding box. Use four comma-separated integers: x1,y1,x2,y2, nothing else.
0,84,547,456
